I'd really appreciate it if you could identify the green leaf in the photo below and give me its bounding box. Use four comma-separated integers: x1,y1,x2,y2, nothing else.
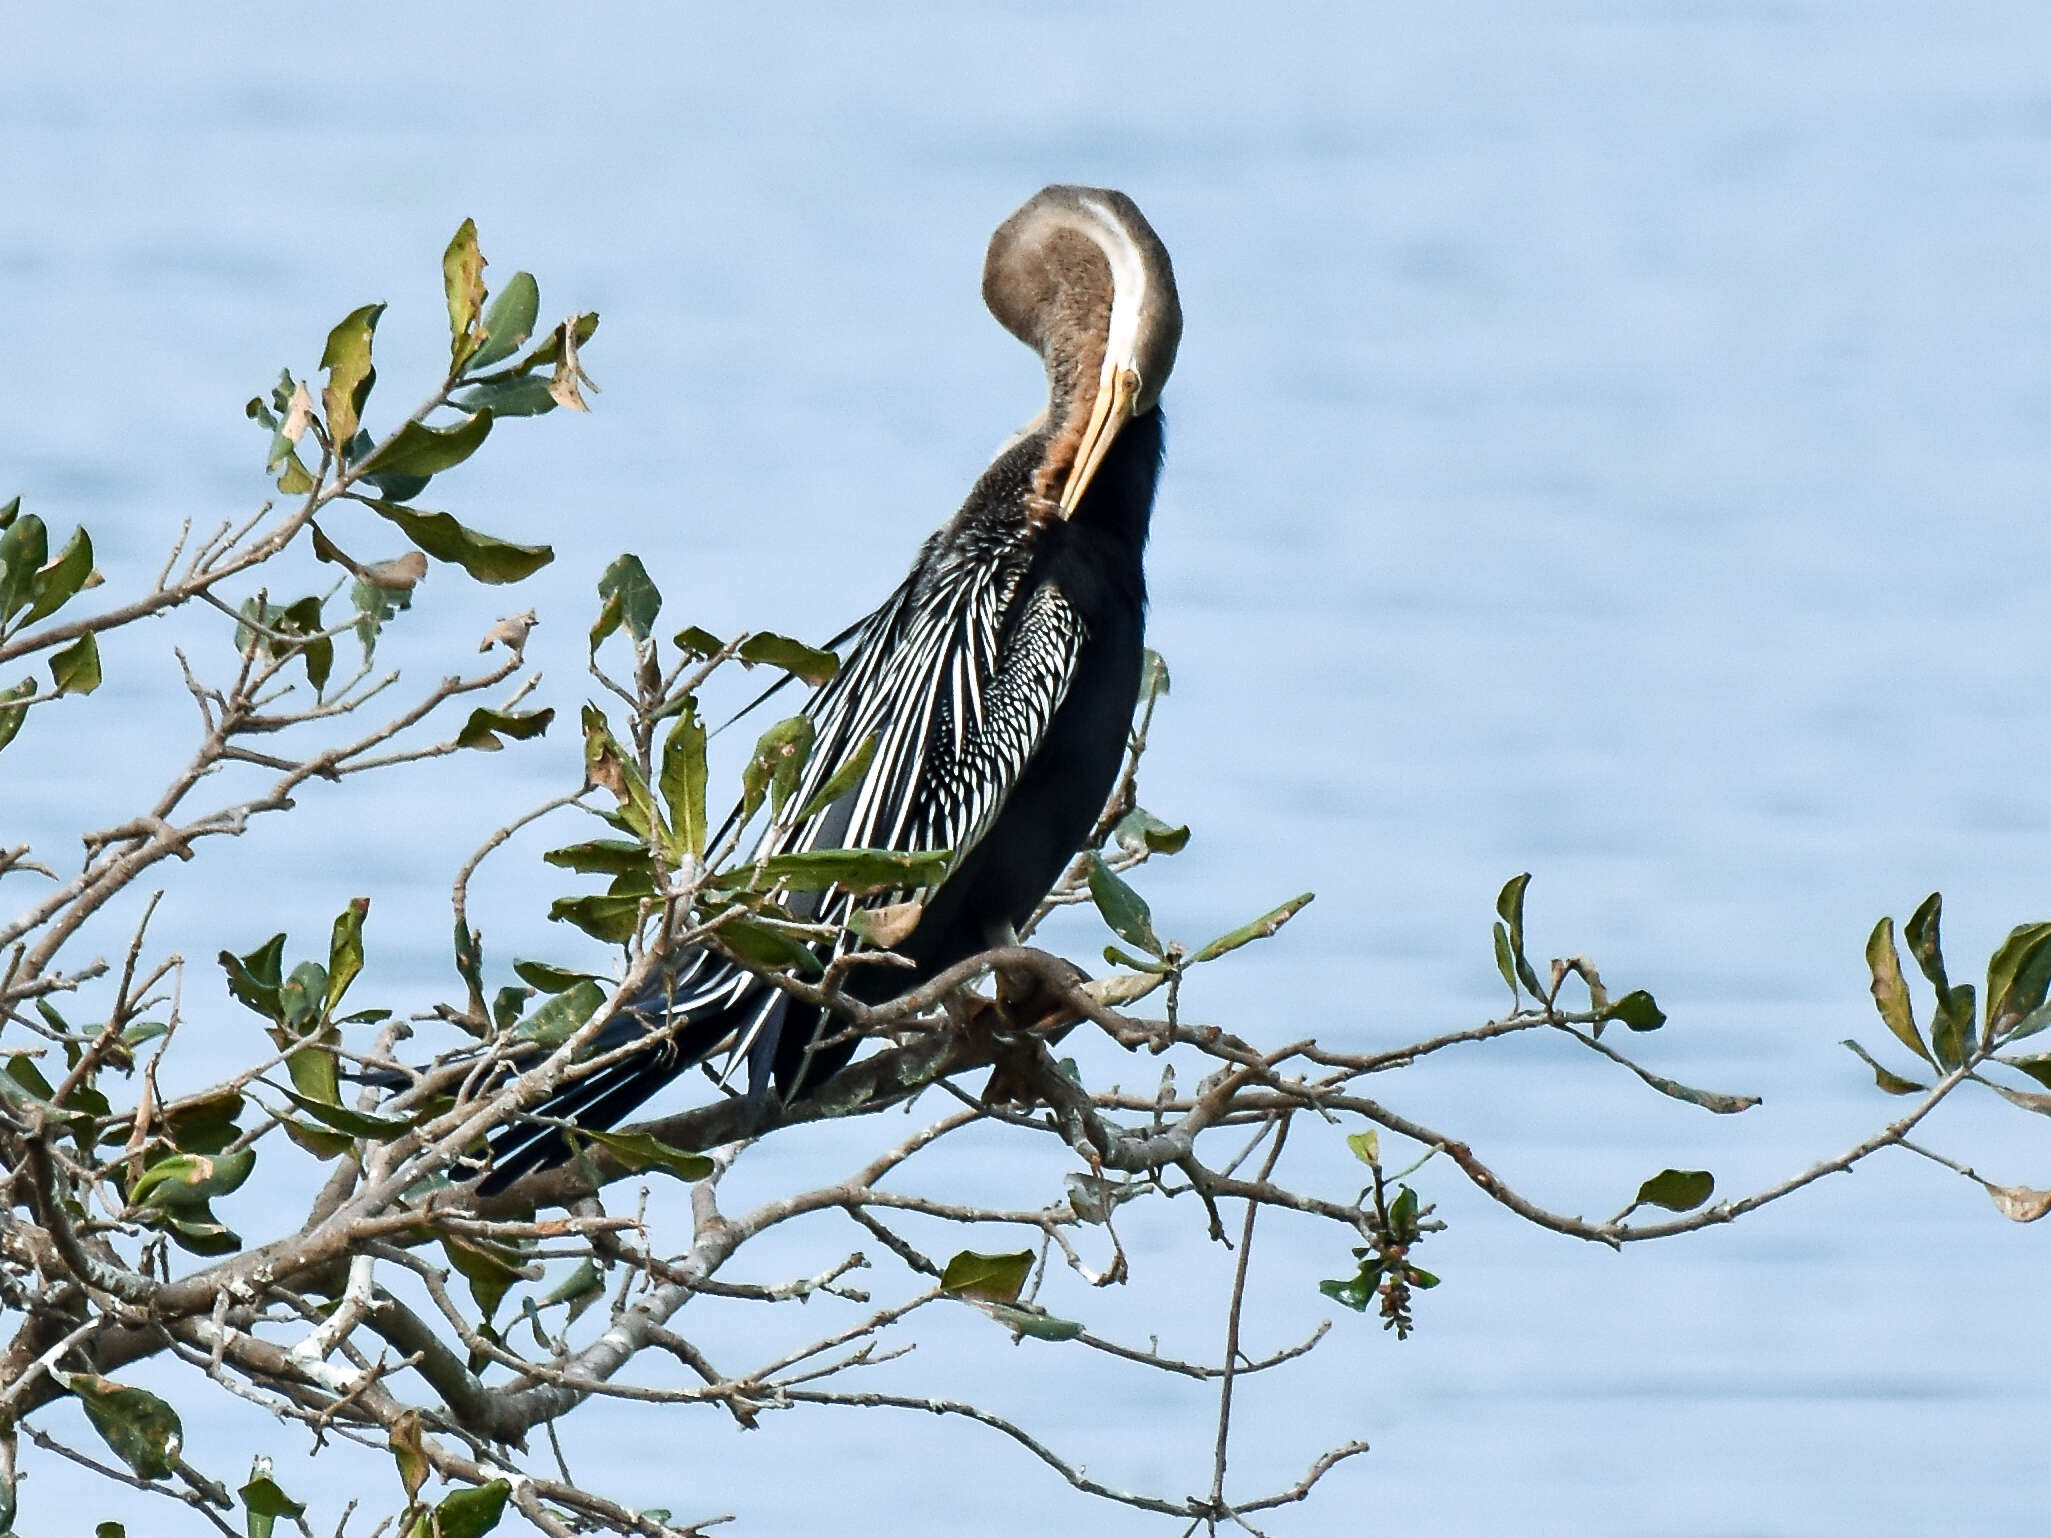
267,594,333,692
324,897,368,1017
492,984,530,1034
1931,983,1977,1073
131,1147,256,1209
1904,892,1977,1069
1319,1268,1380,1313
539,1257,605,1312
512,959,602,994
456,705,554,751
279,959,327,1032
430,1480,511,1538
1494,872,1547,1001
1140,646,1170,702
1599,989,1666,1032
1628,1168,1715,1215
443,218,487,372
221,935,287,1021
148,1206,242,1255
242,1474,304,1538
796,732,877,823
575,1127,714,1182
672,624,725,659
0,511,46,623
661,704,709,862
275,1030,341,1106
3,1054,56,1103
713,915,824,975
1864,916,1931,1066
65,1375,184,1480
1986,921,2051,1036
741,715,816,823
24,524,94,625
47,631,100,695
454,916,485,1008
515,310,599,374
940,1249,1034,1304
280,1087,414,1140
0,493,17,528
595,553,662,646
737,631,840,685
548,894,644,946
543,839,653,875
1841,1039,1929,1096
729,847,952,897
275,451,317,495
1102,943,1169,973
390,1409,430,1502
1388,1184,1421,1242
240,1460,305,1538
1903,893,1949,992
1085,853,1162,957
97,1524,126,1538
351,436,427,503
360,410,494,483
365,501,552,584
1619,1061,1760,1114
350,569,416,657
0,676,34,752
452,372,557,417
515,978,607,1045
1186,891,1315,965
976,1301,1084,1341
1999,1052,2051,1091
157,1088,244,1155
1112,806,1190,856
1492,921,1518,999
282,1118,355,1161
471,270,540,369
320,302,385,451
1346,1130,1380,1166
442,1234,528,1320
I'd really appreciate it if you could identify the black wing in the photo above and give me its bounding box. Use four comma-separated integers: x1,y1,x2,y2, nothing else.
479,551,1085,1191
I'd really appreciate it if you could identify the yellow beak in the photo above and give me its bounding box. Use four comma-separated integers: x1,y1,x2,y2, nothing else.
1058,365,1140,516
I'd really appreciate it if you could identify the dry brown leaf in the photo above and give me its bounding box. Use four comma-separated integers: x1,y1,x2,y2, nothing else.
360,551,428,591
1083,971,1164,1008
586,743,629,802
1983,1181,2051,1222
857,900,923,950
282,380,317,445
547,317,601,412
480,610,538,655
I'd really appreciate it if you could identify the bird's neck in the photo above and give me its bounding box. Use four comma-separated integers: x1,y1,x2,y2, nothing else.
1027,336,1112,523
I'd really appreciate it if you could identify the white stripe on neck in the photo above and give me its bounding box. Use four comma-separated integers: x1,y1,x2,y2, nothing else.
1075,193,1149,386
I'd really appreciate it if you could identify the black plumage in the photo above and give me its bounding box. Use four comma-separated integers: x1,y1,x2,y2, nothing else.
480,186,1181,1193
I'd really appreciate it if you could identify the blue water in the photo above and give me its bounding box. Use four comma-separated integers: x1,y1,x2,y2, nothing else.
4,4,2049,1533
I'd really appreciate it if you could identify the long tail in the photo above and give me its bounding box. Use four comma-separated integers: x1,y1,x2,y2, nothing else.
477,948,785,1196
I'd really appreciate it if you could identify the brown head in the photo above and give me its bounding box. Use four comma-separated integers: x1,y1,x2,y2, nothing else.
982,186,1182,520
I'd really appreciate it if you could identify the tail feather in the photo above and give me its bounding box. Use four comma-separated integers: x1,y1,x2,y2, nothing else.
476,953,784,1196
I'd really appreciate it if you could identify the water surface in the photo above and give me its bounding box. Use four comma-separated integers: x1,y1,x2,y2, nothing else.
4,5,2048,1534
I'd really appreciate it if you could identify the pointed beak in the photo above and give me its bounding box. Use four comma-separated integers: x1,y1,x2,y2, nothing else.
1057,363,1141,517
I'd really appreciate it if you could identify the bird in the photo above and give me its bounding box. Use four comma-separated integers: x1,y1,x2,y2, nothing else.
479,185,1182,1194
